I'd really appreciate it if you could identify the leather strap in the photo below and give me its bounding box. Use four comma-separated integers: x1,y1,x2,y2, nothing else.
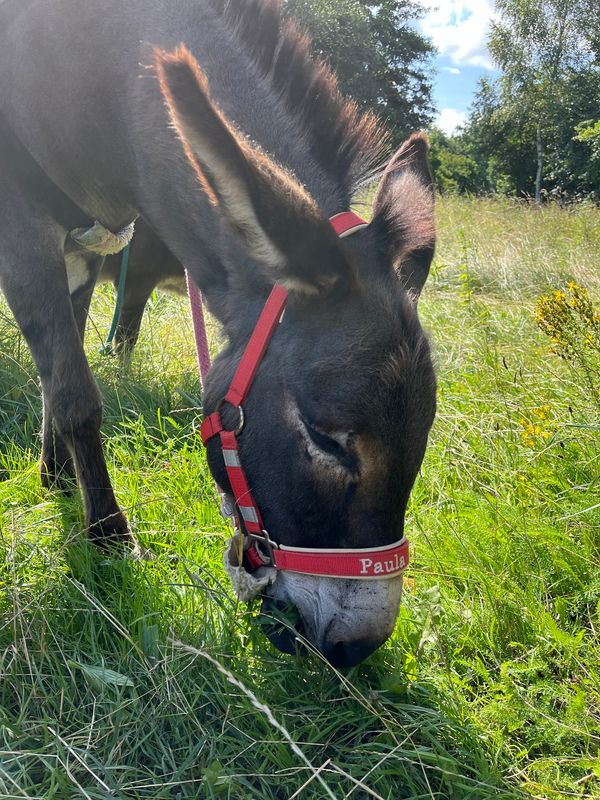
274,537,409,579
224,284,289,407
199,210,410,581
329,211,370,238
200,284,288,447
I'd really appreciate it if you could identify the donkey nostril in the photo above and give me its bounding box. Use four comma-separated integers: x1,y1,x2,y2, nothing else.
321,638,381,668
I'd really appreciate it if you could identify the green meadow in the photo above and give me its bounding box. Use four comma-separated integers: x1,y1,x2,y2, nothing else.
0,195,599,799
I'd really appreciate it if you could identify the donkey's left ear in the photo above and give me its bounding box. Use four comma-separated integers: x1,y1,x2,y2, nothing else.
371,133,435,298
154,45,352,294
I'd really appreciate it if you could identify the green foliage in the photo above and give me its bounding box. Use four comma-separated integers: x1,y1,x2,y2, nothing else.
489,0,595,81
1,198,600,797
428,129,483,194
574,118,600,190
442,1,600,199
464,78,538,196
284,0,435,141
576,119,600,143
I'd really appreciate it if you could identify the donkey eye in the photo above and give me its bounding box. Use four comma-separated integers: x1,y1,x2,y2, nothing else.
300,416,357,471
302,418,345,455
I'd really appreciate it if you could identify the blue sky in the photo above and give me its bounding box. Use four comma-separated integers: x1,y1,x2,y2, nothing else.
414,1,500,134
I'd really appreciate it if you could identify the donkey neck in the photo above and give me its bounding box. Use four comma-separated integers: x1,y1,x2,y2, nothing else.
128,0,347,285
0,0,349,280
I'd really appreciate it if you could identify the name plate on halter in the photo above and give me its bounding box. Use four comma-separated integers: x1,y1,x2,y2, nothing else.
273,537,410,580
358,551,408,577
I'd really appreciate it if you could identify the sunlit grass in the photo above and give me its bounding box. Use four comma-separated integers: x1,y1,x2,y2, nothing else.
0,196,599,798
432,195,600,299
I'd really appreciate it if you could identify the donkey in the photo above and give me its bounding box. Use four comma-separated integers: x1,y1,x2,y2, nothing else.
0,0,436,666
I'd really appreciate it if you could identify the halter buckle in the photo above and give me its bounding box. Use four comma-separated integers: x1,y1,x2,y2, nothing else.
247,530,278,567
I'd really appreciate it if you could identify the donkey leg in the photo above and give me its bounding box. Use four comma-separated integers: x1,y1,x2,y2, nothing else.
59,249,134,544
114,223,184,354
40,246,103,492
0,207,132,546
115,285,153,354
41,395,76,491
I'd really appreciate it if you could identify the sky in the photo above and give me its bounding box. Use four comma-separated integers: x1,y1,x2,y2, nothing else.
414,1,500,135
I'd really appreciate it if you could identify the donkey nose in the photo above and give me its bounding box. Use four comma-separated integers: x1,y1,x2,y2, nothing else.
261,573,404,666
320,637,382,668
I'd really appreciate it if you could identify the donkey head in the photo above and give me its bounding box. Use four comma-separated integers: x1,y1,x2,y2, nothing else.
156,48,436,667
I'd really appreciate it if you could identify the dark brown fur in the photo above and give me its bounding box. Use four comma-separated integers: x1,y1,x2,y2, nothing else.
1,0,437,665
208,0,388,197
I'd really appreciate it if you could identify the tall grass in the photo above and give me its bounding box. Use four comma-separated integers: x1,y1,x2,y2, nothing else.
0,196,598,799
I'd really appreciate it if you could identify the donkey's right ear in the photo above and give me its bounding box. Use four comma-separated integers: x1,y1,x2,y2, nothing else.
154,45,352,294
371,133,436,299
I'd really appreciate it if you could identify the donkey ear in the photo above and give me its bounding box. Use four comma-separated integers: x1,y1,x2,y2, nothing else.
154,46,351,294
371,133,435,298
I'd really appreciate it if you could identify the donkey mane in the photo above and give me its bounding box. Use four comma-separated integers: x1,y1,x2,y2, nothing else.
207,0,388,200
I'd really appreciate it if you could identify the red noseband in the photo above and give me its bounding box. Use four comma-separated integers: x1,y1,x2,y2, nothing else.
200,212,410,580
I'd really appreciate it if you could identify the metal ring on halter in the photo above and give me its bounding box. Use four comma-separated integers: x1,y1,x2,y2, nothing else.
248,530,278,566
218,400,245,435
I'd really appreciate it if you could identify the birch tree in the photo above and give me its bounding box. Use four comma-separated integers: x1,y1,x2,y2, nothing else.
489,0,597,203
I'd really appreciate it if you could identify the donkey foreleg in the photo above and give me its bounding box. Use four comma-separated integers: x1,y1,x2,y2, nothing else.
41,398,76,492
0,197,133,547
41,245,103,492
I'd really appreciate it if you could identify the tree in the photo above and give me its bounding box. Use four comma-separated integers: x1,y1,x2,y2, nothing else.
488,0,599,203
543,69,600,198
574,118,600,195
284,0,435,142
428,129,483,194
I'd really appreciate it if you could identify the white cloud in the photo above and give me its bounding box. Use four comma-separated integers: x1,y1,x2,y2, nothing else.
415,1,497,69
436,107,467,135
441,66,461,75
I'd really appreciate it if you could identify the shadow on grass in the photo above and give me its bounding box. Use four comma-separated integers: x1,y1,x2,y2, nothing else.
0,306,522,798
0,504,524,799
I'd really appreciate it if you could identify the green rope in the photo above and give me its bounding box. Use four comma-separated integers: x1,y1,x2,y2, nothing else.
99,242,131,355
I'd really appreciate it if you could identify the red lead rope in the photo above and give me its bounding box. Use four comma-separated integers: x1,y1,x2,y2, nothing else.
199,212,410,580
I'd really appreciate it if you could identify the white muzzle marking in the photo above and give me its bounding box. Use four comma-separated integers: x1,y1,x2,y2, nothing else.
265,571,404,649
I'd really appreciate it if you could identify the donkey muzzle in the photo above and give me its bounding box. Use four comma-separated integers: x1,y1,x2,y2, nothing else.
260,571,404,667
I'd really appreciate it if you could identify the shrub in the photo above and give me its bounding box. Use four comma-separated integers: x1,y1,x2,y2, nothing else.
535,282,600,406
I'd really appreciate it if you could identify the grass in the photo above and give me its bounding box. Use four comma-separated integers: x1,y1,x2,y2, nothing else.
0,195,599,799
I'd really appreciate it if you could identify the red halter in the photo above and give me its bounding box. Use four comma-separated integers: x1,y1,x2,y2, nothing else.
200,212,410,579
